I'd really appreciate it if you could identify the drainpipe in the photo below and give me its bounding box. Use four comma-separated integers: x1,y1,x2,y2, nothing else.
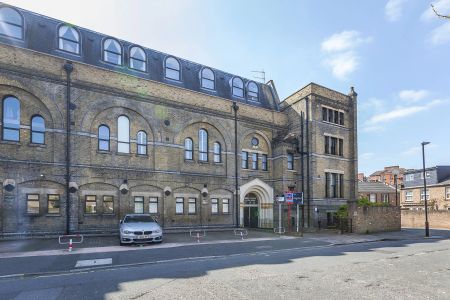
232,102,240,228
305,96,311,227
64,62,73,235
300,111,305,229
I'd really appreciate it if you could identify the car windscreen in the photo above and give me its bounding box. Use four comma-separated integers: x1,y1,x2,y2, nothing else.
123,216,155,223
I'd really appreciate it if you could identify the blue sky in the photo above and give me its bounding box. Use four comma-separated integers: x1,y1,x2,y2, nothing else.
4,0,450,175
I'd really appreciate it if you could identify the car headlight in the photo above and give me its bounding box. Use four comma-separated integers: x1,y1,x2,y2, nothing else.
123,230,131,234
153,229,161,234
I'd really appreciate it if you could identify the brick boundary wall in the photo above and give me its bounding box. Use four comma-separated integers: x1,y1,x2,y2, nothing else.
349,206,401,234
401,210,450,230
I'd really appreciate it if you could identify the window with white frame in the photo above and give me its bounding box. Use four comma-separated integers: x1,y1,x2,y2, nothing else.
184,138,193,160
129,46,146,72
211,198,218,214
103,195,114,214
201,68,215,90
58,25,80,54
251,153,258,170
420,189,430,201
149,197,158,214
383,194,389,203
287,153,294,170
103,38,122,65
31,115,45,144
247,81,259,101
27,194,39,214
231,77,244,98
165,57,180,80
199,129,208,161
261,154,268,171
176,198,184,214
85,195,96,214
188,198,196,214
213,142,221,163
47,194,60,214
405,191,413,202
0,7,23,39
222,198,229,214
2,96,20,142
369,194,376,203
117,116,130,153
136,131,147,155
98,125,110,151
405,174,414,181
134,196,144,214
242,151,248,169
446,187,450,200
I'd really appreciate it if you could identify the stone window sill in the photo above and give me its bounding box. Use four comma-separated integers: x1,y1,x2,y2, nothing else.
0,140,21,146
46,214,61,217
97,150,111,154
28,143,47,148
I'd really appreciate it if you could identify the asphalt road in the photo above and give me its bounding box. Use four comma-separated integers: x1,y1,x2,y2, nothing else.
0,236,449,299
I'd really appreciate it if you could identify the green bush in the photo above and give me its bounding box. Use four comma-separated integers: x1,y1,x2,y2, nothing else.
336,204,348,219
357,197,389,207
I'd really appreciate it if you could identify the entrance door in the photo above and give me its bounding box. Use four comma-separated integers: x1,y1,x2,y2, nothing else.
243,193,259,228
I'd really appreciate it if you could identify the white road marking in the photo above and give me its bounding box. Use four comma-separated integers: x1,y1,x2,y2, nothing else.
0,236,298,259
75,258,112,268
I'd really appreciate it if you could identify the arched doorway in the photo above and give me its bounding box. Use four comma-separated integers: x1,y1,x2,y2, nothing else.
239,179,274,228
243,193,259,228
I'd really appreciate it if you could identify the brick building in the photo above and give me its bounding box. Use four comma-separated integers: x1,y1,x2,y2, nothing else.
368,166,406,186
401,166,450,211
358,182,399,206
0,4,358,236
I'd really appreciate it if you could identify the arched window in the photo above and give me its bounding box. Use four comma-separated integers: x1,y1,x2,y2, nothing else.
98,125,110,151
184,138,193,160
58,25,80,54
103,38,122,65
165,57,180,81
117,116,130,153
129,46,146,72
287,153,294,170
201,68,215,90
213,142,221,163
198,129,208,161
31,115,45,144
2,96,20,141
247,81,259,101
232,77,244,98
137,131,147,155
0,7,23,39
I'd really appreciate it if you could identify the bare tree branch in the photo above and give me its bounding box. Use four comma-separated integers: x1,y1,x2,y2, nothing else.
431,4,450,19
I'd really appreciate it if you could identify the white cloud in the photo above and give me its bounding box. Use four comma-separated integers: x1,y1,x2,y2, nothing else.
385,0,407,22
421,0,450,21
398,89,429,102
360,97,385,112
366,99,447,125
402,144,438,156
323,51,359,80
360,152,375,160
321,31,371,52
362,125,386,133
430,22,450,45
321,31,372,80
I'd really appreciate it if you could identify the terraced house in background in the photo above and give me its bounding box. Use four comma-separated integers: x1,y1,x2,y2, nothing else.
0,4,358,236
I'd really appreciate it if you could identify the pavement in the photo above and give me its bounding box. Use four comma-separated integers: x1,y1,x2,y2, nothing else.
0,228,449,299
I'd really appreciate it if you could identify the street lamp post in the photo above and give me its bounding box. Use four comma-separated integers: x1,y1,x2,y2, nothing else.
421,142,430,237
394,174,398,206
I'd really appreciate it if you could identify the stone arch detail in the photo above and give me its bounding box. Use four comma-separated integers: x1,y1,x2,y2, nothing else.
240,178,273,228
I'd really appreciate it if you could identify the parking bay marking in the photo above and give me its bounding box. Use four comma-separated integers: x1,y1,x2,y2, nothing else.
75,258,112,268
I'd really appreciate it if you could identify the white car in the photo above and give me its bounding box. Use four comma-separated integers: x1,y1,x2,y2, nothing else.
119,214,163,245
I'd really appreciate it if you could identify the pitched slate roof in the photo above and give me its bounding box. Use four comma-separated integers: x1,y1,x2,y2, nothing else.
358,182,396,193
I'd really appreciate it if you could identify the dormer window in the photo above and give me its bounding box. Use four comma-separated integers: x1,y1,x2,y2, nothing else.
247,81,259,101
165,57,180,81
0,7,23,39
103,38,122,65
200,67,215,90
231,77,244,98
58,25,80,54
129,46,146,72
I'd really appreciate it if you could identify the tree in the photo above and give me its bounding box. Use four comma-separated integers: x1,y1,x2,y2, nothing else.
431,4,450,19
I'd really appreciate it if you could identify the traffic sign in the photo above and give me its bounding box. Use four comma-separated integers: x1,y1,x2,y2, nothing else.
293,192,303,205
284,192,294,204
